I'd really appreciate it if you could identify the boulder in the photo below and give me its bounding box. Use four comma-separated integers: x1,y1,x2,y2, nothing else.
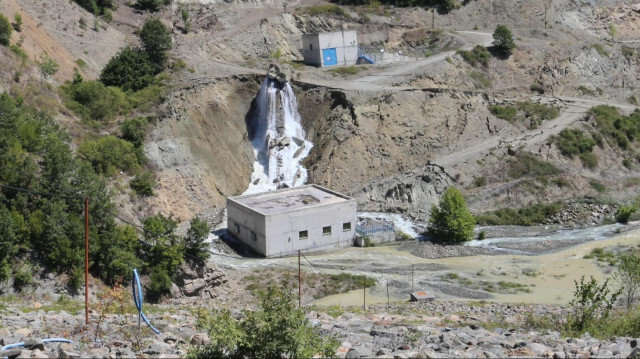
266,63,292,83
632,4,640,13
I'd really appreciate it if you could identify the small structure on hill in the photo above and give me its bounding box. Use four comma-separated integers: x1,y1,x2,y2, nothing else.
410,291,436,303
227,185,357,257
302,30,358,67
355,217,396,246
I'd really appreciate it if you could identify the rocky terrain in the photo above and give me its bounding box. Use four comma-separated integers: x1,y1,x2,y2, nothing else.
2,300,639,358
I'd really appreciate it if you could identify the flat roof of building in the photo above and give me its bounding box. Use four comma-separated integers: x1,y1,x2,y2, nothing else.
228,185,353,215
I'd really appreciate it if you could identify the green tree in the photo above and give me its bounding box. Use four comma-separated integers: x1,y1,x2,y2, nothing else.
190,283,339,358
613,253,640,309
78,136,141,175
130,171,155,196
185,216,210,261
492,24,515,57
0,13,12,46
93,225,143,284
140,18,172,63
119,116,149,147
61,80,130,122
144,214,183,273
100,46,160,91
0,204,18,282
427,187,475,243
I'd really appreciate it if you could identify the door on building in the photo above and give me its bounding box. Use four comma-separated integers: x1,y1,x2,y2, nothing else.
322,48,337,66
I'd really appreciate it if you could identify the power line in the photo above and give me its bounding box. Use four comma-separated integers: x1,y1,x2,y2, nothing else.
301,253,328,275
0,183,84,199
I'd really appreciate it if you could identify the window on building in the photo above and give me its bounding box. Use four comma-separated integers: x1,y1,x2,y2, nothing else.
342,222,351,231
251,231,257,241
309,44,313,50
299,230,308,239
235,224,240,234
323,226,331,235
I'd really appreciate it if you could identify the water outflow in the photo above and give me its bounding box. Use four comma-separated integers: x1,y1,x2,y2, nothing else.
244,77,313,194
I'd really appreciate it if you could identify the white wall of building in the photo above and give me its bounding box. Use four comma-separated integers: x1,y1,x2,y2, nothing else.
264,199,356,257
302,31,358,67
227,200,267,255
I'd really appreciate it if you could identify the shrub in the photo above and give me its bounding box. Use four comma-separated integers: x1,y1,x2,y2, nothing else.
185,216,211,261
470,71,491,89
614,253,640,309
492,25,515,56
13,14,22,32
615,205,638,224
119,117,149,147
78,136,141,175
100,47,160,91
591,44,609,58
147,268,172,302
553,128,597,166
190,283,339,358
130,171,155,196
566,276,620,334
304,4,350,18
12,264,34,291
140,18,172,63
589,106,640,151
530,83,545,94
489,105,517,121
589,180,606,193
428,187,475,243
457,45,490,67
61,80,129,122
477,231,486,240
329,66,362,76
135,0,171,12
475,202,560,226
0,14,12,46
508,152,561,179
38,53,59,78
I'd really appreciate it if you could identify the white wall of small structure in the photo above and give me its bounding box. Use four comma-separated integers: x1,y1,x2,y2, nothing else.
302,30,359,67
227,191,357,258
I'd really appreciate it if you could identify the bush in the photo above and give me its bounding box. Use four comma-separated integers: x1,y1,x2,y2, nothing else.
489,105,517,121
614,253,640,309
428,187,475,243
119,116,149,147
508,152,561,179
135,0,171,12
492,25,515,56
0,14,12,46
78,136,141,175
304,4,350,18
61,80,129,122
185,216,211,261
457,45,490,67
147,268,172,302
553,129,597,166
140,18,172,63
190,283,339,358
589,180,606,193
591,44,609,58
130,171,155,196
477,231,486,240
38,53,59,78
615,205,638,224
475,202,560,226
589,106,640,151
100,47,161,92
13,14,22,32
567,276,620,334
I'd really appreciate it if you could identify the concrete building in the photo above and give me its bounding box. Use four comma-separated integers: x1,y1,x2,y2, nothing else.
302,30,358,67
227,185,357,257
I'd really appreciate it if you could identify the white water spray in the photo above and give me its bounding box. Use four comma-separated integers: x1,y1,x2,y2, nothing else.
244,77,313,194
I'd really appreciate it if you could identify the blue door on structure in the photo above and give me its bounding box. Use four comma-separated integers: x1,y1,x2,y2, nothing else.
323,48,338,66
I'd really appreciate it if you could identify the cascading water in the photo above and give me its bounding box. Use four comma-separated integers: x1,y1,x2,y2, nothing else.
244,77,313,194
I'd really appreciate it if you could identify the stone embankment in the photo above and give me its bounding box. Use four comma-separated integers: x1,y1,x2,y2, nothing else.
543,203,618,227
1,300,639,358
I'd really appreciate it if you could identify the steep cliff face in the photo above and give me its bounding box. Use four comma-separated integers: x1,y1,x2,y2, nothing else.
142,76,260,221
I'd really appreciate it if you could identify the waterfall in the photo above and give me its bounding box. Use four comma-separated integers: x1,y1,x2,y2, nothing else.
244,77,313,194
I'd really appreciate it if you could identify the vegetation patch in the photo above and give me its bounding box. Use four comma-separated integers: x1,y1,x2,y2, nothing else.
489,102,558,129
591,44,610,58
589,105,640,151
552,129,598,168
244,269,376,299
303,4,351,18
583,247,617,266
329,66,364,76
469,71,492,89
475,202,561,226
457,45,490,67
507,152,562,179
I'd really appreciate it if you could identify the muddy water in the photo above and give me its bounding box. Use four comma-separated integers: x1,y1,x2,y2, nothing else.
311,228,640,306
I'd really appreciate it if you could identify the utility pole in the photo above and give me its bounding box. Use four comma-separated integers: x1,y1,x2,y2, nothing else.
298,250,301,308
84,196,89,325
363,277,366,310
341,21,347,66
386,282,390,306
411,265,414,292
544,2,547,29
432,9,435,31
